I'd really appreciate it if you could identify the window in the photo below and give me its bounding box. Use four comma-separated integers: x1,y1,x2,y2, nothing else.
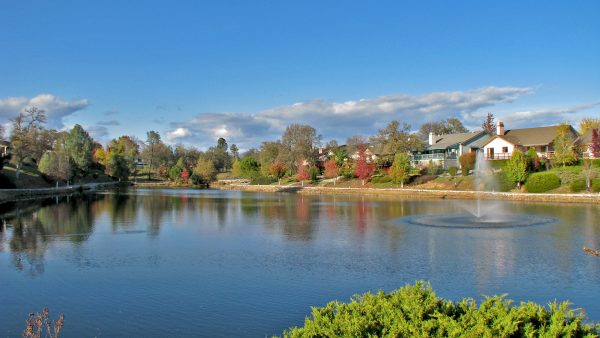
502,147,509,153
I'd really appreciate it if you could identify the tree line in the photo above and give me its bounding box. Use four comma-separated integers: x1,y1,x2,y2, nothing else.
1,107,598,188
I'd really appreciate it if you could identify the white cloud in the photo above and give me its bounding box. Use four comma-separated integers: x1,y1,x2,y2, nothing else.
166,127,192,141
166,86,534,150
0,94,89,129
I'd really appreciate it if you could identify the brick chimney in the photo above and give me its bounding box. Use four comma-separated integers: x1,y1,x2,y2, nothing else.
496,120,505,136
428,132,435,145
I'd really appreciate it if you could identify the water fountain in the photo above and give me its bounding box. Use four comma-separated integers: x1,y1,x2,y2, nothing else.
404,151,556,228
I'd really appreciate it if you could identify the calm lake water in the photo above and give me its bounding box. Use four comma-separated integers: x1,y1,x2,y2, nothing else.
1,188,599,337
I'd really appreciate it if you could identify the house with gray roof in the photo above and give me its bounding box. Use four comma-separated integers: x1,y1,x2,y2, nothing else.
411,130,490,168
481,121,578,160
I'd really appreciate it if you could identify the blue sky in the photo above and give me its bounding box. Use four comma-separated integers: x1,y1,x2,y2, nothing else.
1,1,598,150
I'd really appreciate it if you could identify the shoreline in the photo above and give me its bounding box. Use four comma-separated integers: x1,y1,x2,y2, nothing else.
217,184,600,204
0,182,123,204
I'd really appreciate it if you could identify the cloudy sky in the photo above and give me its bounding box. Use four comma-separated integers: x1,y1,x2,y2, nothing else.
1,1,598,150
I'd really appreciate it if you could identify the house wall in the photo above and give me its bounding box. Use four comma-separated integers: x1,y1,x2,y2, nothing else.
483,138,514,159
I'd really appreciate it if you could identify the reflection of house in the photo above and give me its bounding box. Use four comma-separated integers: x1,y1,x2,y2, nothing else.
411,131,490,168
577,128,599,159
0,141,9,158
482,121,578,160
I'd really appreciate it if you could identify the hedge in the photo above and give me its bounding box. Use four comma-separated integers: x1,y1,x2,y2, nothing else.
282,281,598,337
524,172,561,193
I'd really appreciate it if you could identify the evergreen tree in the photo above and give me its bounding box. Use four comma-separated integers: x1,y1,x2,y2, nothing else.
65,124,93,175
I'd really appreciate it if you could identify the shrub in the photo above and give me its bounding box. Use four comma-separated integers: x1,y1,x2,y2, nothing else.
459,152,476,176
309,166,319,183
250,174,276,185
593,179,600,192
412,175,437,185
525,172,561,193
448,166,458,177
551,166,583,185
281,281,598,337
569,179,587,193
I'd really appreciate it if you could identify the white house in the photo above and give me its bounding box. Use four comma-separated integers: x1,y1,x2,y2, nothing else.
482,121,579,160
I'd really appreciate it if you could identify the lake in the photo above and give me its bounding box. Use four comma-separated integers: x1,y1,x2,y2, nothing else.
1,188,599,337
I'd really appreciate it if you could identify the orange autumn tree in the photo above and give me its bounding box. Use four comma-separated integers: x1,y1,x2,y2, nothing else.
324,158,340,182
297,164,310,186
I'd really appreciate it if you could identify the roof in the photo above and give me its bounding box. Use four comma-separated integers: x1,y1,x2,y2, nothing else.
427,131,488,150
576,128,598,144
483,125,578,147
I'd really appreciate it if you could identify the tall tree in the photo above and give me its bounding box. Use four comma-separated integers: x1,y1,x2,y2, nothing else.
390,153,411,188
371,121,423,163
38,134,72,186
553,124,577,167
481,112,496,135
505,149,528,189
280,124,320,172
65,124,94,175
346,135,368,156
193,158,217,185
104,136,140,180
143,130,161,179
229,144,239,160
217,137,228,150
418,118,469,141
259,141,281,175
10,107,49,179
579,117,600,135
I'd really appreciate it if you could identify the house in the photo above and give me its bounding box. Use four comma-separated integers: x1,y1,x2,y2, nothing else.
411,131,491,168
0,141,9,158
576,127,599,159
482,121,579,160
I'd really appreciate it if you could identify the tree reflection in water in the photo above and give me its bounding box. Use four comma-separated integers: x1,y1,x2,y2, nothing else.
2,195,98,276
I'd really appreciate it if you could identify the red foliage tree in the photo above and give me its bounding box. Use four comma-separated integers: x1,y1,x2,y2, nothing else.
355,145,375,185
323,159,340,179
180,167,190,183
592,128,600,158
296,164,310,186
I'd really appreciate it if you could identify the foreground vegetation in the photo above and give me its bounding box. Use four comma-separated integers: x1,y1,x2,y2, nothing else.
282,282,599,337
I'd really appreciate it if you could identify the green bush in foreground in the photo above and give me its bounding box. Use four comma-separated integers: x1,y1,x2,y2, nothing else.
525,172,561,193
282,282,598,338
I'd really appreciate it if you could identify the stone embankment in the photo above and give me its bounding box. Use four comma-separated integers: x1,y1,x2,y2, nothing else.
218,184,600,204
0,182,122,203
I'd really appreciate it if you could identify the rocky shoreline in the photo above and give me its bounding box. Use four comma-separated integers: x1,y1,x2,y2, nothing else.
217,184,600,204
